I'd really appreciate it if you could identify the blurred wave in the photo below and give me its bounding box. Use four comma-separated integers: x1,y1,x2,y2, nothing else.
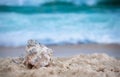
0,0,120,46
0,13,120,46
0,0,99,6
0,0,120,14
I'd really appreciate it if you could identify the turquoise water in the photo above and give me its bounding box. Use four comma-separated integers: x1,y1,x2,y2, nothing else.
0,1,120,46
0,12,120,46
0,0,120,13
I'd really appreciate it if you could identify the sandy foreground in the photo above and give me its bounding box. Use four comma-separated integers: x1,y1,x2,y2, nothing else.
0,54,120,77
0,44,120,77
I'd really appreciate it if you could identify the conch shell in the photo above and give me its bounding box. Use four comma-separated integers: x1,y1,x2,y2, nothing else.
24,39,53,69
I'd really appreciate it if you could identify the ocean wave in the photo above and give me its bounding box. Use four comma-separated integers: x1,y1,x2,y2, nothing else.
0,0,120,14
0,12,120,46
0,0,98,6
0,31,119,47
1,0,120,6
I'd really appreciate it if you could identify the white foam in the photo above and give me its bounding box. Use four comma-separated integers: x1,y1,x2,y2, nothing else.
0,13,120,46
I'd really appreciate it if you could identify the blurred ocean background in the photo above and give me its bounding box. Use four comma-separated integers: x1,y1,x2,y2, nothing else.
0,0,120,46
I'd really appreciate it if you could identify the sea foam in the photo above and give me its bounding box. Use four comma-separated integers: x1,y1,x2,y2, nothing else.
0,13,120,46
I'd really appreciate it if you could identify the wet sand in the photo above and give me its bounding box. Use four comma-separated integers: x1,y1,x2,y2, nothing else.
0,44,120,58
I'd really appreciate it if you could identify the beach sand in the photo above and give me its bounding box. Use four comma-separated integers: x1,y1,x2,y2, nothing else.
0,54,120,77
0,44,120,77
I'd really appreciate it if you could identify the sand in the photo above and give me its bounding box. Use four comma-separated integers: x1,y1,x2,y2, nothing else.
0,54,120,77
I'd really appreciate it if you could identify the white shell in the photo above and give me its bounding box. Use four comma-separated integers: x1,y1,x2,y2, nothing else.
24,39,53,68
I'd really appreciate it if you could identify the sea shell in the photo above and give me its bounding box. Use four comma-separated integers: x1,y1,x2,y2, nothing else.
24,39,53,69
